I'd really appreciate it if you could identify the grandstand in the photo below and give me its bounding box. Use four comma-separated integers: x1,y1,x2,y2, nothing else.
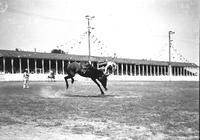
0,49,199,81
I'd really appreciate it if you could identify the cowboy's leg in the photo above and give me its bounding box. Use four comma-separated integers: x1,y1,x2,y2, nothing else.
26,79,29,88
104,65,108,74
23,78,28,88
23,79,26,88
25,79,28,88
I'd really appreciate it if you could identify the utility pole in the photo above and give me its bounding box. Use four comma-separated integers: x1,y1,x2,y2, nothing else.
85,15,95,64
168,31,175,78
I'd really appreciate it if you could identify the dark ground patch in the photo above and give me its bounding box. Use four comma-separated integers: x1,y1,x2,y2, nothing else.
0,81,199,139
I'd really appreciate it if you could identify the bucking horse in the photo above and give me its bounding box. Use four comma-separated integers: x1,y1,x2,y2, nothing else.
64,62,109,95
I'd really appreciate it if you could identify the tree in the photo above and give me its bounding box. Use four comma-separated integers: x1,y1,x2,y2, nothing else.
51,49,65,54
15,48,19,51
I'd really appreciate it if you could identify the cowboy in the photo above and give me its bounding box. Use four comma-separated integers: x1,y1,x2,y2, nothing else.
98,59,108,74
104,61,116,74
98,60,117,75
23,68,29,88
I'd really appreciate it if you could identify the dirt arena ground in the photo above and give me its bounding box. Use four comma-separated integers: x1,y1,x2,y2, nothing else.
0,80,199,140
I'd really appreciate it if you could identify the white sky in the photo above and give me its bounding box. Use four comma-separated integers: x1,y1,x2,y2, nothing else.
0,0,199,65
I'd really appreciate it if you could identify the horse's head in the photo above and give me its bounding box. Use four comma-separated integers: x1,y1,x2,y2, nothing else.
98,73,109,90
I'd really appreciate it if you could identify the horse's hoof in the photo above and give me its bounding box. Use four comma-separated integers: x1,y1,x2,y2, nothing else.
98,94,104,97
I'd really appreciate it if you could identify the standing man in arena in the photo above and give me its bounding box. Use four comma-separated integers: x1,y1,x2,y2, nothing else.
23,68,29,88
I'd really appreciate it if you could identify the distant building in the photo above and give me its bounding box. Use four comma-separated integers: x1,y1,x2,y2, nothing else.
0,49,198,81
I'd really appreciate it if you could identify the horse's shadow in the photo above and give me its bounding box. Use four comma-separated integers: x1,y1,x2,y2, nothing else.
63,94,115,98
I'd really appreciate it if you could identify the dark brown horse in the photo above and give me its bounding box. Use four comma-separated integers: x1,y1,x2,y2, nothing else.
64,62,109,95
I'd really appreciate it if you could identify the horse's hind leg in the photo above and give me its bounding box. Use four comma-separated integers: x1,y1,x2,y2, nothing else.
91,78,104,95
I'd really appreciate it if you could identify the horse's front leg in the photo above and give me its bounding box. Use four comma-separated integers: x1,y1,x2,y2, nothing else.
64,76,70,89
71,77,74,84
91,78,104,95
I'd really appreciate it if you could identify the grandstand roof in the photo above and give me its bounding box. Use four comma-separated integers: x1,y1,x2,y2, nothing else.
0,49,198,67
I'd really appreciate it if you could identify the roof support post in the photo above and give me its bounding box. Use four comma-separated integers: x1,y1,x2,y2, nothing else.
177,67,180,76
149,65,152,76
126,64,128,75
11,58,14,74
3,57,5,73
142,65,144,76
116,63,119,75
134,65,136,76
62,60,64,74
153,66,156,76
138,65,140,76
174,67,177,76
186,67,188,76
49,60,51,72
168,65,172,76
42,59,44,74
56,60,58,74
121,64,123,76
180,67,182,76
130,64,132,76
19,58,21,73
146,65,149,76
157,66,159,76
183,67,186,76
161,66,163,76
35,59,37,74
27,58,29,73
164,66,166,76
